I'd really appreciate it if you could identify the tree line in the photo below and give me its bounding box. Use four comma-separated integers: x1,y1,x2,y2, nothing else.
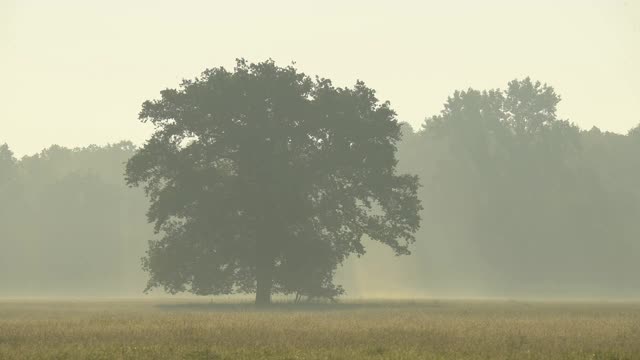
1,61,638,300
0,142,150,295
392,79,640,297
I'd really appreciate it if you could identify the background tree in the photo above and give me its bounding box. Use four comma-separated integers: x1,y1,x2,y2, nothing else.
356,78,640,297
629,123,640,139
126,59,422,305
0,142,150,295
0,144,16,186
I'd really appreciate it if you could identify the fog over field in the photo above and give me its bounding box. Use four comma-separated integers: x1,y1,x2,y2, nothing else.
1,119,639,300
1,0,639,302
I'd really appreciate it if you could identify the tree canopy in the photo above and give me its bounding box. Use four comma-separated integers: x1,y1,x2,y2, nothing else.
126,59,422,304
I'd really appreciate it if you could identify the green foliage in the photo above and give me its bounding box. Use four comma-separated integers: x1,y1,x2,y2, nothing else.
126,59,422,303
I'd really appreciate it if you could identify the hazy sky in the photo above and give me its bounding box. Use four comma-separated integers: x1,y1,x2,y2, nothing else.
2,0,639,156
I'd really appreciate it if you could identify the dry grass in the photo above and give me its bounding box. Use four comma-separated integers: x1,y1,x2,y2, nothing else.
1,298,639,359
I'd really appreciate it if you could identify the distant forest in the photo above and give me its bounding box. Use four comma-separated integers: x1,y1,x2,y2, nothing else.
1,79,639,297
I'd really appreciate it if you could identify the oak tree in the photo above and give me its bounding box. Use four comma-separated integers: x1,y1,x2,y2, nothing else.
126,59,421,305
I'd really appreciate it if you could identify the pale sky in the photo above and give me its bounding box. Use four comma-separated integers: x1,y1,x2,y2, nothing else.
2,0,639,157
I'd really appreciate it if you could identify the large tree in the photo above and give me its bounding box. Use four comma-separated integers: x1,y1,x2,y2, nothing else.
126,59,421,305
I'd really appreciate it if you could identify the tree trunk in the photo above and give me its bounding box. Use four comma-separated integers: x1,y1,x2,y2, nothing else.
255,248,274,306
254,209,280,306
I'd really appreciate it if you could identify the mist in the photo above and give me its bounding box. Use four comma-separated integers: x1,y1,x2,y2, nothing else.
2,0,640,302
2,116,639,299
5,4,640,360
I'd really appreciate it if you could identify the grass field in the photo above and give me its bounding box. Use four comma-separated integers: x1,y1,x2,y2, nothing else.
1,298,639,359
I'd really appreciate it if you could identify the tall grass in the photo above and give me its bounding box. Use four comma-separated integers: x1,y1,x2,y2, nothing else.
1,299,639,359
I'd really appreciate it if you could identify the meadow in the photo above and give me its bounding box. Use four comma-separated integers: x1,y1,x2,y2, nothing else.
1,298,639,359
